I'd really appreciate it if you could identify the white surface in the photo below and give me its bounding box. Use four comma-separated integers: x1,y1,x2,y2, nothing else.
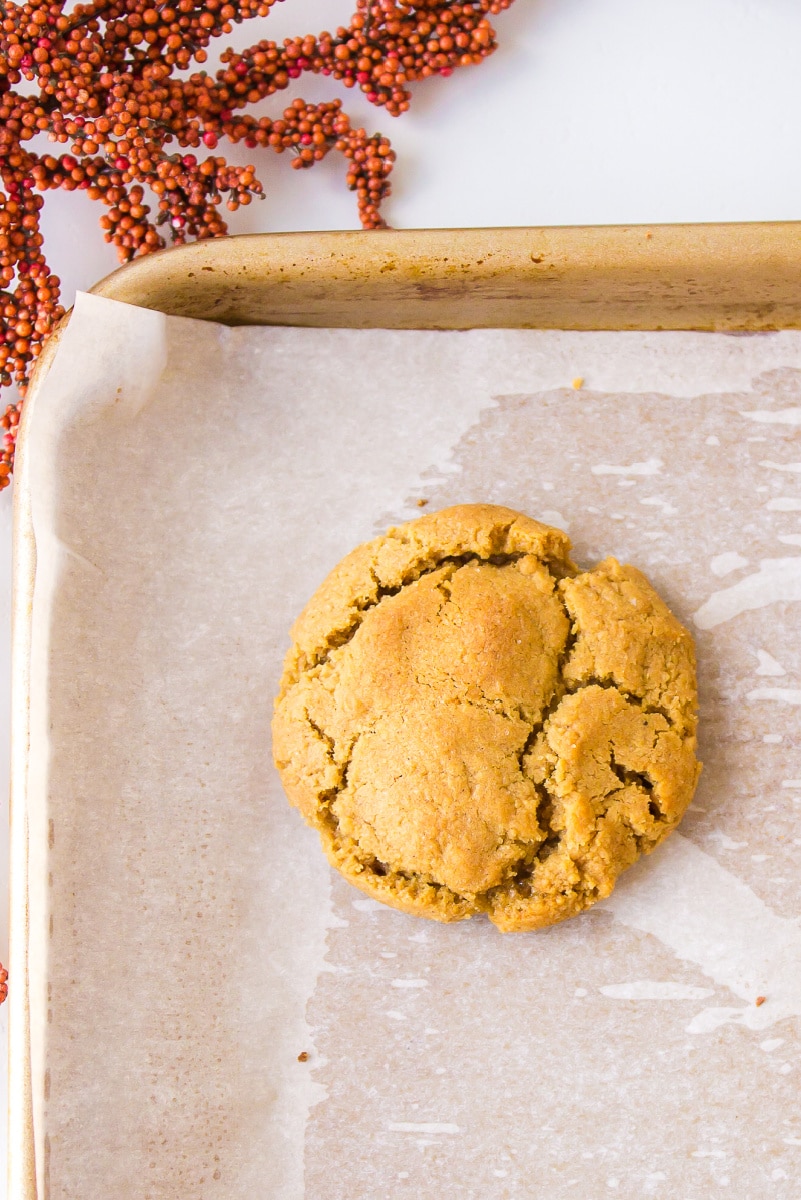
4,0,801,1192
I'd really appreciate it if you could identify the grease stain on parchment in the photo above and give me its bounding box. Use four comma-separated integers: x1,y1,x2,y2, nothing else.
303,366,801,1200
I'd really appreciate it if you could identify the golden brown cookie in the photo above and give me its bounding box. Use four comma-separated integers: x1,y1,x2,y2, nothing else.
272,504,700,931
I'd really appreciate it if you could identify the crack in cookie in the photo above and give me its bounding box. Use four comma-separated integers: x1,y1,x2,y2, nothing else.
273,504,700,932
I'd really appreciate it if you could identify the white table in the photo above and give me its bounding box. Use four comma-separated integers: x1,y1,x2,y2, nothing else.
4,0,801,1189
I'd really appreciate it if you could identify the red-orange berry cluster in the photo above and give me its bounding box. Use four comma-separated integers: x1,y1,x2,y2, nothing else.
0,0,512,491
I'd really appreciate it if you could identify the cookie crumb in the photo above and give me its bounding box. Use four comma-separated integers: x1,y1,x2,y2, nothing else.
755,996,766,1007
417,498,429,507
645,231,653,240
297,1051,309,1061
571,377,584,390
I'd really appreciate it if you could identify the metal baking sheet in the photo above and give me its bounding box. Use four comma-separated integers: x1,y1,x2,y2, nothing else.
10,236,801,1198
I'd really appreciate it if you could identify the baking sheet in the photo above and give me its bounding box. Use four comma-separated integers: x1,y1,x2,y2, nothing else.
16,291,801,1198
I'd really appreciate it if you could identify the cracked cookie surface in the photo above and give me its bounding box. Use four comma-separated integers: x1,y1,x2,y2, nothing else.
272,504,700,932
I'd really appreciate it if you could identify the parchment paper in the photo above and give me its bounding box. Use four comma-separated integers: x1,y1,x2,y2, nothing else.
20,291,801,1199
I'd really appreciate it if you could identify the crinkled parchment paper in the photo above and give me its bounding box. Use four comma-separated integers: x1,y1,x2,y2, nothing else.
17,291,801,1198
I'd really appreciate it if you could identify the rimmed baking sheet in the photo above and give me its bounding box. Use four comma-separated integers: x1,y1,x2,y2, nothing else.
11,283,801,1198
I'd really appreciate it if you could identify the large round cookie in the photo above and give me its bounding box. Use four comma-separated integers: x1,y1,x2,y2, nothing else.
272,504,700,931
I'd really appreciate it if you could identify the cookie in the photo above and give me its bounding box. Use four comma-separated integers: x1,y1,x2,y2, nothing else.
272,504,700,931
